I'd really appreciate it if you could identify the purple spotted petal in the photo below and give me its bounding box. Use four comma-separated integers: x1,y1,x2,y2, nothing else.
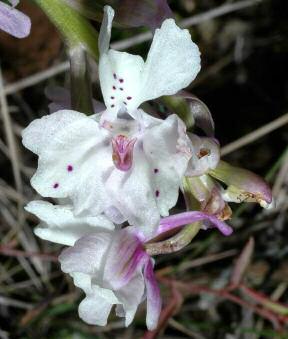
0,1,31,38
157,211,233,237
144,258,161,330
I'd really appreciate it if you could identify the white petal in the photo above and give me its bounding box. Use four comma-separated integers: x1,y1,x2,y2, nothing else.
25,201,114,246
106,146,160,237
115,271,145,327
99,5,114,56
78,293,113,326
99,50,145,121
59,232,112,275
143,115,190,216
71,272,92,294
22,109,83,155
185,134,220,176
22,110,114,216
139,18,201,104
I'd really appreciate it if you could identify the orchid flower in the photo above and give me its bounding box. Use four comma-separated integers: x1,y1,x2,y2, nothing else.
22,5,210,237
0,0,31,38
27,199,232,330
22,109,194,237
59,227,161,330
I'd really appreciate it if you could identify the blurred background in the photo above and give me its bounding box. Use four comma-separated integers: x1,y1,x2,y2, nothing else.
0,0,287,338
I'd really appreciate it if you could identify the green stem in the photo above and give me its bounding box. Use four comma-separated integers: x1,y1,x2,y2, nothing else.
69,46,94,114
33,0,99,61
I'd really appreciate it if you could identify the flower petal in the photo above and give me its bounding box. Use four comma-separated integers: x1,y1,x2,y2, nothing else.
22,110,113,216
186,134,220,176
139,18,201,105
98,5,114,56
0,2,31,38
25,201,114,246
103,228,146,290
143,114,190,216
144,259,161,331
99,50,145,121
115,271,145,327
158,211,233,237
106,146,161,237
78,292,113,326
59,232,112,275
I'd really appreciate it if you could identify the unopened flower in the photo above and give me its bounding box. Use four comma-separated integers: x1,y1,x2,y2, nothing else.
0,0,31,38
209,161,273,209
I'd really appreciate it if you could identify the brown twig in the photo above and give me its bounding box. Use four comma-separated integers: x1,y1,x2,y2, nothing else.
0,245,58,262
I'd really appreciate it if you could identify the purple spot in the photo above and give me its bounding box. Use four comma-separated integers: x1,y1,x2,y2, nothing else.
53,183,59,189
67,165,73,172
111,96,115,99
113,73,117,79
111,104,115,108
154,168,159,173
112,86,116,90
119,78,124,83
155,190,160,197
120,88,124,91
127,96,132,100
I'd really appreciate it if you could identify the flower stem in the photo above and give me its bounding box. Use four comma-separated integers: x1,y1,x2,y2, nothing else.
69,46,94,114
32,0,99,61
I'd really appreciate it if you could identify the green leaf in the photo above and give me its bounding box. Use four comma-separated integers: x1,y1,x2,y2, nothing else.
33,0,99,61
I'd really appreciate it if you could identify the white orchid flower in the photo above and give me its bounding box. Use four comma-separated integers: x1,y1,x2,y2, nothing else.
59,227,161,330
21,6,219,237
22,109,193,237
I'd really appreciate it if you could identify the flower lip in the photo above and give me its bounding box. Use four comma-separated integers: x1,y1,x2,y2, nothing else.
112,135,137,171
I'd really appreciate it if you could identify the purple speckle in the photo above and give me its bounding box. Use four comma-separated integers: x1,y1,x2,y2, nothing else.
155,190,160,197
154,168,159,173
112,86,116,90
119,78,124,83
111,104,115,108
113,73,117,79
111,96,115,99
53,183,59,189
127,96,132,100
67,165,73,172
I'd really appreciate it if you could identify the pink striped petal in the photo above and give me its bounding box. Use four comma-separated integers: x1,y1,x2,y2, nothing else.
144,258,161,330
157,211,233,237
